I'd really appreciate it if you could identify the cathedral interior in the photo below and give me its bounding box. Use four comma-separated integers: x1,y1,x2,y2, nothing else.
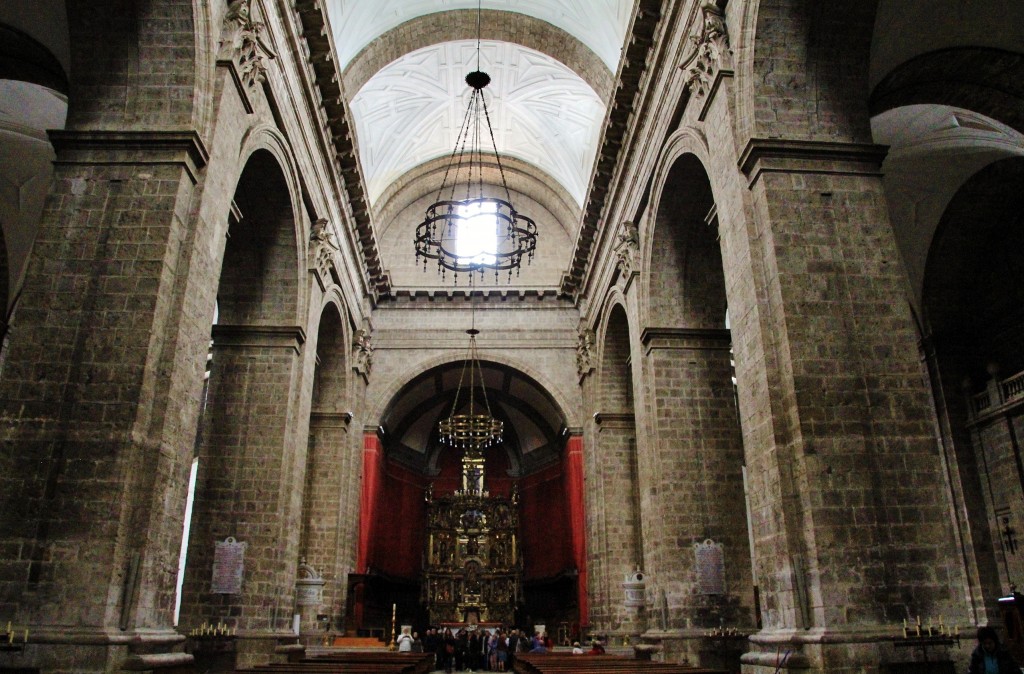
0,0,1023,672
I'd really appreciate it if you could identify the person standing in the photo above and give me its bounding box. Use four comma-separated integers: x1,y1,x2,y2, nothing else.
967,626,1020,674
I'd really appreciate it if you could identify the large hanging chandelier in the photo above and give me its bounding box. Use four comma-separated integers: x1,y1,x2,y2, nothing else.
439,326,503,454
413,6,537,283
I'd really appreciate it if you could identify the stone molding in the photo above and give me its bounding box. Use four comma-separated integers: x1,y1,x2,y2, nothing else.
122,652,195,671
292,0,390,300
7,627,185,646
48,130,209,183
594,412,636,428
641,327,732,352
210,324,306,354
383,288,566,304
738,138,889,187
561,0,663,299
309,410,353,427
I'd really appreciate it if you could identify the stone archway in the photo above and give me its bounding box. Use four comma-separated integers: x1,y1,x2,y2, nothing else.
181,147,307,653
642,152,753,647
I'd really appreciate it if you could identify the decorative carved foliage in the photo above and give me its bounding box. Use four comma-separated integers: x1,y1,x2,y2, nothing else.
221,0,278,88
352,328,374,378
576,326,596,379
614,219,640,281
308,218,340,288
680,0,731,98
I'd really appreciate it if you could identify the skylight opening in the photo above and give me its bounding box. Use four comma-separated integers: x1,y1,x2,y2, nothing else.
456,200,498,266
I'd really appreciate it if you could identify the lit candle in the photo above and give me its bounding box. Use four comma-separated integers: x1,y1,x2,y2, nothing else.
23,629,27,643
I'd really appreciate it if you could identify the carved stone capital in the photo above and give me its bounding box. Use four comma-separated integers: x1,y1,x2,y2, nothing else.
308,218,341,290
576,327,596,379
680,0,731,99
614,220,640,284
352,328,374,379
220,0,277,88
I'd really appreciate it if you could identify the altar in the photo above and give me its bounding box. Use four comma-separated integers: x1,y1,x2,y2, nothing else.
439,621,503,634
421,451,522,626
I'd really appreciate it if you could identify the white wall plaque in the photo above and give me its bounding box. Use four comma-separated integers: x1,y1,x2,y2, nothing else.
212,537,246,594
694,539,725,595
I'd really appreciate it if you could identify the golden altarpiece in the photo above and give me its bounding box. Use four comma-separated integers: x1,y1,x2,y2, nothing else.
422,449,522,625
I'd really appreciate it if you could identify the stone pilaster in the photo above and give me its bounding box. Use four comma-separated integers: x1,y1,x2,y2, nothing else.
638,327,754,643
179,324,307,666
732,140,969,673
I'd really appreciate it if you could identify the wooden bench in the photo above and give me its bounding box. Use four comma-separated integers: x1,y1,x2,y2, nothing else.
237,651,434,674
513,652,728,674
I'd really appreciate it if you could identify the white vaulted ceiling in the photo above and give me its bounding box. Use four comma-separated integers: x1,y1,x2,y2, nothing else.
326,0,631,72
350,40,606,206
324,0,632,235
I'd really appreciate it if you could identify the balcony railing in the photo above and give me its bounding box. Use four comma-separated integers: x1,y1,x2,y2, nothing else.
971,369,1024,418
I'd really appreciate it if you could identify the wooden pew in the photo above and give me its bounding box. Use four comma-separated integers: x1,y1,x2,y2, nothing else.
236,651,434,674
513,652,729,674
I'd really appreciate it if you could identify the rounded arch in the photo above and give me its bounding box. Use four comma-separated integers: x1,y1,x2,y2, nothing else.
342,9,614,104
737,0,878,143
367,350,580,434
870,48,1024,135
644,148,726,331
309,295,351,410
220,125,309,326
62,0,203,129
922,156,1024,383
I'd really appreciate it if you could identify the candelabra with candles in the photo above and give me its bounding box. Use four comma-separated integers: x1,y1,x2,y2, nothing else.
388,604,397,651
1,621,28,652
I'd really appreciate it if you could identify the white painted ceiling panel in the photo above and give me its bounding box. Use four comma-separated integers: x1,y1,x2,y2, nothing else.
350,40,605,206
327,0,632,72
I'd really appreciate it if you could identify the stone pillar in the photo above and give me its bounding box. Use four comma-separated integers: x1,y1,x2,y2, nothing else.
179,324,307,665
0,131,209,671
638,327,754,645
592,412,644,637
731,141,969,672
301,411,352,634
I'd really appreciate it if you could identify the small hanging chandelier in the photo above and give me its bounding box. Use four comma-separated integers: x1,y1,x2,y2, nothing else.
413,5,537,284
439,327,503,453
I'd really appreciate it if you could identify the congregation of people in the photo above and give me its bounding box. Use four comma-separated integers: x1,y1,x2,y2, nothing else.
398,627,605,673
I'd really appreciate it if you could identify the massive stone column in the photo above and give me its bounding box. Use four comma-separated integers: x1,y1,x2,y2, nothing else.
179,325,307,664
724,142,969,672
0,133,210,671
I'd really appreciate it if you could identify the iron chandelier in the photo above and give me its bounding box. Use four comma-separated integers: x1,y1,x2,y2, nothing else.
413,49,538,283
438,325,503,453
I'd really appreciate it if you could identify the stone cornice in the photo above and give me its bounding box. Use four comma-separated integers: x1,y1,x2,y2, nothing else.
381,288,568,305
48,130,209,183
292,0,390,301
641,326,732,350
210,324,307,353
738,138,889,187
593,412,635,428
560,0,664,300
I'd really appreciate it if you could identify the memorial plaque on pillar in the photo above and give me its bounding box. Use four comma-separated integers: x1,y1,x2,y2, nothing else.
212,537,246,594
694,539,725,595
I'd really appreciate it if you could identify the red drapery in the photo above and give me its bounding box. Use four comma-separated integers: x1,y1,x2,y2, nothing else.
356,432,384,573
563,434,588,626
